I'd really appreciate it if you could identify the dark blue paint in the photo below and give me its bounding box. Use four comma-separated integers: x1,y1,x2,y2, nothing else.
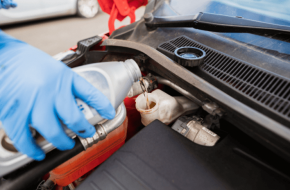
202,1,290,55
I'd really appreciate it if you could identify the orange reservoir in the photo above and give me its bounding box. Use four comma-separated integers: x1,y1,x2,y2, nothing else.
49,117,128,187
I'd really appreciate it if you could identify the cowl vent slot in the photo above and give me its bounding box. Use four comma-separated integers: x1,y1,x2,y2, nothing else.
157,35,290,125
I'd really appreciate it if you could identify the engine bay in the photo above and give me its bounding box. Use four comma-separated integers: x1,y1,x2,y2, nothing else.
1,0,290,189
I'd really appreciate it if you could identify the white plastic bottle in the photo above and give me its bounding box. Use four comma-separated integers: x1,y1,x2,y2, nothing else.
73,59,141,125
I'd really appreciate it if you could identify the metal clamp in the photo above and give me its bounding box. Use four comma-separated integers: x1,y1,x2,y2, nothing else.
79,102,126,150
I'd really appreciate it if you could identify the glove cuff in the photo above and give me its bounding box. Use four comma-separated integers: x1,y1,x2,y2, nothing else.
0,30,26,46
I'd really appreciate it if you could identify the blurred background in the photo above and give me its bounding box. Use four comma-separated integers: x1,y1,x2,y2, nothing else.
0,1,145,56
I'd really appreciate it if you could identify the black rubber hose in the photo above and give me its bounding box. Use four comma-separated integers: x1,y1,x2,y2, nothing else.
0,138,84,190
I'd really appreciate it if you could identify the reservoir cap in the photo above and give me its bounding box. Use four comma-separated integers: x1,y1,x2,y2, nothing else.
174,47,206,67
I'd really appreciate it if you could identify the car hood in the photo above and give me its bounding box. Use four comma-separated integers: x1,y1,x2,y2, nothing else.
156,0,290,57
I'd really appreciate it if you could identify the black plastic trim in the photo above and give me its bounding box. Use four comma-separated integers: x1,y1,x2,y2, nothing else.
157,35,290,127
101,38,290,161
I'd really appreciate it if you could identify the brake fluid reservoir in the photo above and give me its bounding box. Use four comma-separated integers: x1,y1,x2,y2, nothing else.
135,89,199,126
73,59,141,125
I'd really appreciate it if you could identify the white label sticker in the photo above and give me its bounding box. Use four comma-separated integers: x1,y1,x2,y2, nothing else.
202,127,217,137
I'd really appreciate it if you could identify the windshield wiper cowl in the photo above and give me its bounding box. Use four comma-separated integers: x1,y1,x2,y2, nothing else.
145,12,290,36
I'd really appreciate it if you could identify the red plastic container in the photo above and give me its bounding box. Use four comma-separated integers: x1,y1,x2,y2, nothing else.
124,96,142,140
49,117,128,187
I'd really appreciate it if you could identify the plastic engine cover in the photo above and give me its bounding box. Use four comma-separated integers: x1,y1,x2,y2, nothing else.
76,120,290,190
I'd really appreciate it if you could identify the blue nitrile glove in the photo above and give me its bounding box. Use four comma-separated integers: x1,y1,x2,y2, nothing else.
0,31,115,161
0,0,17,9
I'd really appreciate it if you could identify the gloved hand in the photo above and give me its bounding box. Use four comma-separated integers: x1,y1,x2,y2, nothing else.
0,31,115,161
0,0,17,9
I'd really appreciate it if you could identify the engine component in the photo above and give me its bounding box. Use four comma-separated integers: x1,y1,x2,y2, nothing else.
202,102,223,117
40,179,55,190
157,77,222,116
172,116,220,146
155,76,202,105
64,36,103,67
102,31,290,162
174,47,206,67
135,89,199,126
204,114,220,130
53,50,76,62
